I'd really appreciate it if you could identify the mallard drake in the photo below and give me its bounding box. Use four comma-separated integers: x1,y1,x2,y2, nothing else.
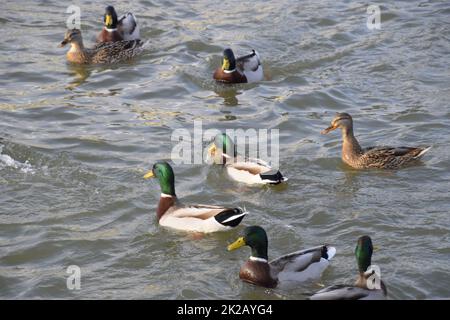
321,113,431,169
59,29,143,64
228,226,336,288
310,236,387,300
143,161,247,233
213,48,263,84
206,133,287,185
97,6,140,43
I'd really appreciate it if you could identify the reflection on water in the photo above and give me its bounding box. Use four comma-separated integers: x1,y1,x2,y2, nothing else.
214,87,241,106
66,64,92,89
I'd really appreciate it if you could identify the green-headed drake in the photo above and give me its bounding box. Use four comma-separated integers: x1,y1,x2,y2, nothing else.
144,161,247,233
206,133,287,185
213,48,263,84
228,226,336,288
310,235,387,300
59,29,143,65
97,6,140,43
322,113,431,169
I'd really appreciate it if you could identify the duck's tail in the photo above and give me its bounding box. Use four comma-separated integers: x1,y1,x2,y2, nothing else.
323,246,336,261
215,208,248,227
259,169,287,185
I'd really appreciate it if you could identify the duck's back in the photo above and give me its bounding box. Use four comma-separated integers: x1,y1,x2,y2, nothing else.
237,51,263,83
354,146,430,169
91,39,143,64
118,13,140,40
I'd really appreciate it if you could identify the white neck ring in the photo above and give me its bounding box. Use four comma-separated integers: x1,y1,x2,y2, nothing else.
160,193,174,198
250,256,268,263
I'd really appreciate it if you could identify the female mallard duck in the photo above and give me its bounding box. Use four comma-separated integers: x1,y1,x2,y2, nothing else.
206,133,287,185
143,161,247,233
228,226,336,288
310,236,387,300
97,6,140,43
59,29,143,64
321,113,431,169
213,48,263,84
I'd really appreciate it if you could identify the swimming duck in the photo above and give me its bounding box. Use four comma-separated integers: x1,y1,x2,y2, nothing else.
213,48,263,84
143,161,247,233
97,6,140,43
310,235,387,300
321,113,431,169
228,226,336,288
206,133,287,185
59,29,143,64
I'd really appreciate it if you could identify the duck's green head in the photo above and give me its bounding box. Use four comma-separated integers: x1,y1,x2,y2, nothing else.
222,48,236,72
143,161,176,196
355,235,373,273
228,226,269,260
208,133,237,163
104,6,119,29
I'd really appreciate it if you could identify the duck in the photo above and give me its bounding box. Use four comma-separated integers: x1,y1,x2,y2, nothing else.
206,133,287,185
310,235,387,300
97,6,140,43
321,112,431,169
227,226,336,289
143,161,247,233
59,29,143,65
213,48,263,84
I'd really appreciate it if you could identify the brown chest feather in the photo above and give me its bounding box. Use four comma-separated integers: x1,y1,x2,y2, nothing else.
213,68,247,84
97,29,123,43
239,260,277,288
157,196,176,220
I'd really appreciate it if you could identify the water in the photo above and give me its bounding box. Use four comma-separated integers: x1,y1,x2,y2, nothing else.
1,0,449,299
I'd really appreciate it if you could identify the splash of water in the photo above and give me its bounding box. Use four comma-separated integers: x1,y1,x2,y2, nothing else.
0,144,35,174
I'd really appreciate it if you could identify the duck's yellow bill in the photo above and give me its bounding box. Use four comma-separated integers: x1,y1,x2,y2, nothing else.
227,237,245,251
208,144,216,156
373,245,380,252
105,14,113,27
222,58,230,71
143,171,154,179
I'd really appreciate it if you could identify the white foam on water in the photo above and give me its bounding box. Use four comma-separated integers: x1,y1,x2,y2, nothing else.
0,144,35,174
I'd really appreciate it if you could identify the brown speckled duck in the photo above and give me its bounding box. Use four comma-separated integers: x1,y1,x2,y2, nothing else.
321,113,431,169
59,29,143,65
97,6,140,43
228,226,336,289
310,236,387,300
213,48,263,84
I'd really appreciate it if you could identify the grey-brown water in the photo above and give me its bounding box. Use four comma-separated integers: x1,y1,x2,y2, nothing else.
1,0,449,299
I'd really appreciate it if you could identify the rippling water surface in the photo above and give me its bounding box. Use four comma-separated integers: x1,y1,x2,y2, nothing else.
1,0,449,299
